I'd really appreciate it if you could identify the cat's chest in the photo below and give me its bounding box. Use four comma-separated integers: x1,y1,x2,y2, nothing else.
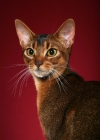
38,97,66,139
38,93,76,140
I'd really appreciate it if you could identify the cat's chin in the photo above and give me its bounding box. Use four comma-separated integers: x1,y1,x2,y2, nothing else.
33,70,51,79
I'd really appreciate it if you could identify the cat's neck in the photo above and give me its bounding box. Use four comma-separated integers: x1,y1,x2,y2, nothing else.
33,75,56,111
33,69,71,111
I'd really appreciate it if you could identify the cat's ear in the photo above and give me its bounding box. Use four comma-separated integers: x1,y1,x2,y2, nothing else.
15,19,35,47
53,19,75,48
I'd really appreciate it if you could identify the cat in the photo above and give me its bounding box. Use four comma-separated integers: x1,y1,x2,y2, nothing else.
15,19,100,140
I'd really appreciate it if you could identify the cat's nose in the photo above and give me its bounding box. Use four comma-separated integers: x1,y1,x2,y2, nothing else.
35,61,43,68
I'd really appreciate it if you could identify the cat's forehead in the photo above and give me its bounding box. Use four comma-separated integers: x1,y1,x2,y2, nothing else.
32,34,63,51
36,34,49,46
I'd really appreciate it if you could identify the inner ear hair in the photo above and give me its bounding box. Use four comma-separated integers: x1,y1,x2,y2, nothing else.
53,19,75,48
15,19,35,47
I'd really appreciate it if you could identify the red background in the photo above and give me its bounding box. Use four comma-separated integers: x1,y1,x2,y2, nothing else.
0,0,100,140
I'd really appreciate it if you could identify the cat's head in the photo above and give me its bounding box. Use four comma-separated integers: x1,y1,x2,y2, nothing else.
15,19,75,79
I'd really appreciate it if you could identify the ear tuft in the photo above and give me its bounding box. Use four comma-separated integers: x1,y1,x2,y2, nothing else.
54,19,75,48
15,19,35,47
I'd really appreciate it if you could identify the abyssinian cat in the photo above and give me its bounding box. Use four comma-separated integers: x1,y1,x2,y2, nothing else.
15,19,100,140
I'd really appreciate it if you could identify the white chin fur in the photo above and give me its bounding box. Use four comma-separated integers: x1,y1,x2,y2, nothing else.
33,70,49,78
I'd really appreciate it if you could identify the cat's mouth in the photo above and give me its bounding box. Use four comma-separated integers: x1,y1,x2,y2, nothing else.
32,68,53,78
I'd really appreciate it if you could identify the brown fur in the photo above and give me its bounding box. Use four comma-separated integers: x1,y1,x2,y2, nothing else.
15,19,100,140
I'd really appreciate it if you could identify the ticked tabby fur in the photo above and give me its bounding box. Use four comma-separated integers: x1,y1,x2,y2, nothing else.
15,19,100,140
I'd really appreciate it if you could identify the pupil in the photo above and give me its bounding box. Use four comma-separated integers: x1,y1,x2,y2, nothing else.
50,49,54,55
29,49,33,55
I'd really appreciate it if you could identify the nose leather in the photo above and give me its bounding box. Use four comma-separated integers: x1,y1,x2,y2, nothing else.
35,61,43,68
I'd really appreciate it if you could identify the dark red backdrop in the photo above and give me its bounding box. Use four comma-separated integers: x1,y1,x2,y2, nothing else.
0,0,100,140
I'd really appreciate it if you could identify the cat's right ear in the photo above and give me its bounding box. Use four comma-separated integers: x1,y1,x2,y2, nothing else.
15,19,35,47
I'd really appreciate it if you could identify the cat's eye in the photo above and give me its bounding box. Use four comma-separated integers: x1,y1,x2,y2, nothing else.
46,48,57,57
26,48,35,56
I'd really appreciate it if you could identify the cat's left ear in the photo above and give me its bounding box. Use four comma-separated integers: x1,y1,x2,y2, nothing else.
15,19,35,47
53,19,75,48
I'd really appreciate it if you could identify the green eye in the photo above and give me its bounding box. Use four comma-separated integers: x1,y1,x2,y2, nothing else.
47,48,57,57
26,48,34,56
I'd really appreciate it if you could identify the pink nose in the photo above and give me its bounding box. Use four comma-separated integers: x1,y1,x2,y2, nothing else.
35,61,43,68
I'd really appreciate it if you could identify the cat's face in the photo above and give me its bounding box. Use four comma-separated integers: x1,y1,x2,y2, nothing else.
23,36,68,78
15,19,75,79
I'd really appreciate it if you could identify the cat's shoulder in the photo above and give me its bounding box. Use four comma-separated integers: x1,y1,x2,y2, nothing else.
66,70,100,94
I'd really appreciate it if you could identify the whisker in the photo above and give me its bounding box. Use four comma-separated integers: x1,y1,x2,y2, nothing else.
9,68,30,96
51,71,62,93
53,70,67,93
54,63,76,71
54,70,70,87
18,72,30,97
51,22,58,34
10,70,29,93
57,76,67,93
65,62,76,71
3,64,26,68
9,67,29,82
